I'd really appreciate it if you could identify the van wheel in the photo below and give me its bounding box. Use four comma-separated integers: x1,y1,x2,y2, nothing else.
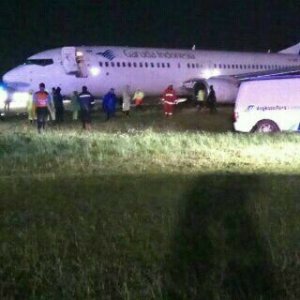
253,120,280,133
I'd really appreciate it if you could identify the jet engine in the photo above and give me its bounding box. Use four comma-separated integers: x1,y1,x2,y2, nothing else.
183,77,240,104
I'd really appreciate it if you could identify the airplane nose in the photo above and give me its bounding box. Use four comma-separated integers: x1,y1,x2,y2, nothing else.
2,69,21,84
2,69,30,90
2,70,13,83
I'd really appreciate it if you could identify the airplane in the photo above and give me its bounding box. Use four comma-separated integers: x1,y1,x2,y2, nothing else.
2,42,300,112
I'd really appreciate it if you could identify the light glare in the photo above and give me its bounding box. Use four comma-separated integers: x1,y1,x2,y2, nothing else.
202,69,221,79
12,92,29,103
0,89,8,105
90,67,100,76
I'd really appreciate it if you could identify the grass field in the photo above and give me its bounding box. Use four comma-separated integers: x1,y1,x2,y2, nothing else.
0,106,300,299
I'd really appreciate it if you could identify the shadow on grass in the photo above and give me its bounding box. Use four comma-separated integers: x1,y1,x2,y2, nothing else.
163,175,287,299
0,174,299,299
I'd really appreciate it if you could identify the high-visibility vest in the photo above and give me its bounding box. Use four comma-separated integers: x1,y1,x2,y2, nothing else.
197,90,205,102
133,91,145,104
162,90,177,105
35,91,49,107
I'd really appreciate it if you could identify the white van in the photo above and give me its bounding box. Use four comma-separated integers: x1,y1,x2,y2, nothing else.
234,76,300,132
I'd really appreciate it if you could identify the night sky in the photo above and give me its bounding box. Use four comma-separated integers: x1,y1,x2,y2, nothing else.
0,0,299,76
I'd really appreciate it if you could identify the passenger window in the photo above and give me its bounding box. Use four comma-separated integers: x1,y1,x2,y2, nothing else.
167,63,170,68
105,62,109,67
162,63,165,68
157,63,160,68
122,62,126,67
145,62,148,68
128,62,131,67
139,62,143,67
111,62,115,67
99,62,103,67
117,62,120,67
151,62,154,68
187,63,190,68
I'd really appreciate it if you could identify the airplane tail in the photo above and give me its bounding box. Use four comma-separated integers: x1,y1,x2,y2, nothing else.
279,42,300,55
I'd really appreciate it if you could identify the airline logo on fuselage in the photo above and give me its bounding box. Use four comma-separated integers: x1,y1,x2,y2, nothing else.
96,50,116,61
123,49,196,60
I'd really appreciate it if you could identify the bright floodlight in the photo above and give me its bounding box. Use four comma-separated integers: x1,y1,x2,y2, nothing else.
0,89,8,105
90,67,100,76
12,92,29,108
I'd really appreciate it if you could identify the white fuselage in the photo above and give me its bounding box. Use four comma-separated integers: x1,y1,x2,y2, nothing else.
3,46,300,105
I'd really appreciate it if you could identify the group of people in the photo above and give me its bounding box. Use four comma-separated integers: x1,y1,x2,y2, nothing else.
161,84,217,115
28,82,216,133
194,85,217,113
29,83,147,133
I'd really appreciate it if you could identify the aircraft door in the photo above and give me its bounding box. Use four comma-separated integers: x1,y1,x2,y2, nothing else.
61,47,79,74
75,51,88,78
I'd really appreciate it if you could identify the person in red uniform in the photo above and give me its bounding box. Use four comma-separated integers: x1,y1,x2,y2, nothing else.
33,82,51,133
162,85,177,116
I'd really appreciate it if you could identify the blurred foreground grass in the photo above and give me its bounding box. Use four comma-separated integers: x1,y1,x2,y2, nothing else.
0,106,300,299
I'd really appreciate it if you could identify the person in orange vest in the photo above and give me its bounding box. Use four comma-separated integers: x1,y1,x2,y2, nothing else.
162,85,177,116
132,89,145,108
33,83,51,133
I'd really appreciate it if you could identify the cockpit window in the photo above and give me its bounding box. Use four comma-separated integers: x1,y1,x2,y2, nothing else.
25,59,54,66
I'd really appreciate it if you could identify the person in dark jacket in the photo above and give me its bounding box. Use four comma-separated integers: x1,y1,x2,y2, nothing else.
102,88,117,121
78,86,94,130
207,85,217,114
53,87,64,122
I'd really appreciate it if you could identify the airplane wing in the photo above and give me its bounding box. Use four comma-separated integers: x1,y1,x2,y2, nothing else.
183,66,300,89
232,66,300,81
